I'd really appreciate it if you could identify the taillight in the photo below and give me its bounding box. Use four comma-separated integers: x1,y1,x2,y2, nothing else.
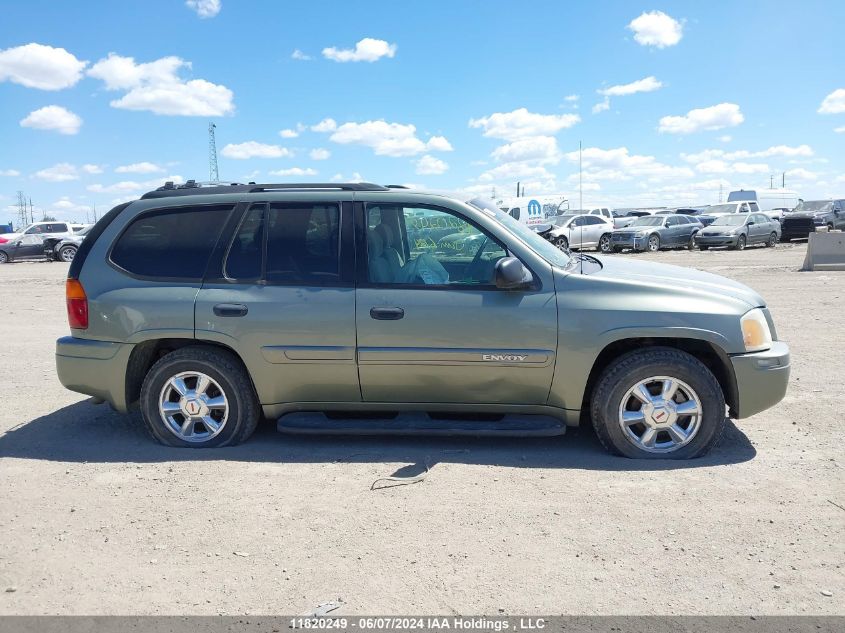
66,279,88,329
0,237,8,244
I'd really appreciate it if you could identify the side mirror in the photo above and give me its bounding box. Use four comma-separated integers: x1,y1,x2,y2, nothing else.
495,256,532,290
747,221,755,226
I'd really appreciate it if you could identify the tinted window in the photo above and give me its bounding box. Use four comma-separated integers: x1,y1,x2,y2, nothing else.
585,216,604,225
265,203,340,284
749,202,760,212
666,216,681,226
225,204,265,280
111,205,232,279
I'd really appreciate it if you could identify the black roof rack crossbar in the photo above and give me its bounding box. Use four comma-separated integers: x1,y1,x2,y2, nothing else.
141,181,390,199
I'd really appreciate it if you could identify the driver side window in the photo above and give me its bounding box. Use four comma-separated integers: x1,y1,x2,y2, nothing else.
366,204,507,287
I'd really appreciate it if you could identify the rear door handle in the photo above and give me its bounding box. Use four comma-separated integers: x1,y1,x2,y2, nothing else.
370,307,404,320
213,303,248,317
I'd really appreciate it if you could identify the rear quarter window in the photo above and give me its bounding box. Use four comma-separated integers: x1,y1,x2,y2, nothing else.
110,205,233,280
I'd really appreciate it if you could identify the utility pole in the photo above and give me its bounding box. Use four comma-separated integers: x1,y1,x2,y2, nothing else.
579,140,583,213
16,191,27,228
770,174,774,189
29,197,35,222
208,122,219,182
782,172,785,188
93,203,97,222
718,183,723,203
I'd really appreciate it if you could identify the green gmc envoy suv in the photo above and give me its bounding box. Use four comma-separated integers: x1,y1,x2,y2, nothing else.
55,182,790,459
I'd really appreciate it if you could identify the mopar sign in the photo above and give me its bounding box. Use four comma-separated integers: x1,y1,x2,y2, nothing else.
528,199,542,217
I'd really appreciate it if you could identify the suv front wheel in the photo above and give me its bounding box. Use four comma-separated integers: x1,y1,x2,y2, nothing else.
590,347,726,459
140,346,260,448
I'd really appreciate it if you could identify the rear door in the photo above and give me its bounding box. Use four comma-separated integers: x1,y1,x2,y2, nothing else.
195,198,360,408
664,216,684,245
355,200,558,405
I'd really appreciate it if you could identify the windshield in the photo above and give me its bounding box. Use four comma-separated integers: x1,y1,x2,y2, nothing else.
707,204,739,214
711,215,747,227
467,197,570,267
792,200,833,214
630,216,665,227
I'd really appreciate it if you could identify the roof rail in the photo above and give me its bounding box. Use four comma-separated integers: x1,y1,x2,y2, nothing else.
140,181,390,199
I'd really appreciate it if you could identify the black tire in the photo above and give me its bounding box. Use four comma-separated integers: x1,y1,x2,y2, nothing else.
687,234,698,250
767,232,777,247
139,346,260,448
59,245,77,262
699,245,710,251
647,234,660,252
553,235,569,251
733,234,746,251
589,347,726,460
0,250,8,264
612,246,623,253
598,233,612,253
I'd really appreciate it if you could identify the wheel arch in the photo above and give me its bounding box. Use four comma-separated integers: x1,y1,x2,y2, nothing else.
125,337,258,409
580,337,739,420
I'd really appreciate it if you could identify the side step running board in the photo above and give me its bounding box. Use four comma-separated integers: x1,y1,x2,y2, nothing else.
276,411,566,437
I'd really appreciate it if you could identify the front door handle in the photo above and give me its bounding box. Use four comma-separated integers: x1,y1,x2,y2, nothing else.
213,303,248,317
370,307,404,321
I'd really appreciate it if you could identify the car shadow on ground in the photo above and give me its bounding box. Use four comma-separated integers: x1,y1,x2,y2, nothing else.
0,400,756,471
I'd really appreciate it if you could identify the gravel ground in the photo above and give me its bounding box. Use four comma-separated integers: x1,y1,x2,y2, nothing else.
0,243,842,615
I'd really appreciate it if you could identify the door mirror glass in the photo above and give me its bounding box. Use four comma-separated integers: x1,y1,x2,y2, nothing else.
495,256,532,290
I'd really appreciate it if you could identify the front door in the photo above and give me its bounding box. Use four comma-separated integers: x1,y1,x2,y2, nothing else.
195,200,360,407
355,201,558,405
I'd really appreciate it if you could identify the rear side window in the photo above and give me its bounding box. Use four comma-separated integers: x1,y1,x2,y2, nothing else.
265,203,341,284
111,205,232,279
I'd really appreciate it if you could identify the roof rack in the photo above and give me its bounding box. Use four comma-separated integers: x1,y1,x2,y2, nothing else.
140,181,390,199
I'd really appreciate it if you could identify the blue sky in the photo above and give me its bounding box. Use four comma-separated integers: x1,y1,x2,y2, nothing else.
1,0,844,222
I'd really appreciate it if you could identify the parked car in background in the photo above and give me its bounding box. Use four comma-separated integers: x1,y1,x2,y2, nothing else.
540,213,615,252
612,209,654,228
695,213,781,250
611,215,702,252
728,189,799,221
675,207,716,227
705,202,756,217
44,225,92,262
54,181,790,458
0,221,76,264
780,199,845,241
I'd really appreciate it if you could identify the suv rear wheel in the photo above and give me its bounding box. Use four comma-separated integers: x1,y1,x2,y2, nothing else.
590,347,726,459
140,346,260,448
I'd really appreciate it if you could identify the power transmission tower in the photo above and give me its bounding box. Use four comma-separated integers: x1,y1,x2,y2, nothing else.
16,191,28,229
208,122,219,182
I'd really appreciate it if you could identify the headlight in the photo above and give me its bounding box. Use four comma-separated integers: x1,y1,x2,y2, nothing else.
635,230,647,237
741,308,773,352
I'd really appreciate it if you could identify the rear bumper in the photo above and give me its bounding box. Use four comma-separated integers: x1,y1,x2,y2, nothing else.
55,336,134,412
729,341,790,419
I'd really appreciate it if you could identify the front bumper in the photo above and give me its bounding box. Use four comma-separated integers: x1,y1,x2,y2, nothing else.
56,336,134,412
729,341,790,418
696,233,739,247
611,234,647,250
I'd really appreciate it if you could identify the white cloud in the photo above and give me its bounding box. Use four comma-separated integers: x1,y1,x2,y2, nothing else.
695,160,769,175
0,169,21,177
19,105,82,135
186,0,221,18
322,120,452,157
81,164,103,174
279,124,304,138
87,175,184,194
785,168,820,181
627,11,684,48
682,144,813,164
592,97,610,114
311,118,337,132
115,162,163,174
477,163,557,193
323,38,397,63
291,49,312,61
329,172,365,183
50,197,93,215
269,167,318,177
563,146,694,181
491,136,560,164
818,88,845,114
718,135,732,142
88,53,234,116
0,43,87,90
309,148,331,160
658,103,744,134
34,163,79,182
599,76,663,96
835,126,845,133
469,108,580,141
564,94,579,102
415,155,448,175
220,142,292,159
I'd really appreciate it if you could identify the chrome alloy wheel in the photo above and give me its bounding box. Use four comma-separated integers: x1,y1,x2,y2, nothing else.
618,376,702,453
158,371,229,443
